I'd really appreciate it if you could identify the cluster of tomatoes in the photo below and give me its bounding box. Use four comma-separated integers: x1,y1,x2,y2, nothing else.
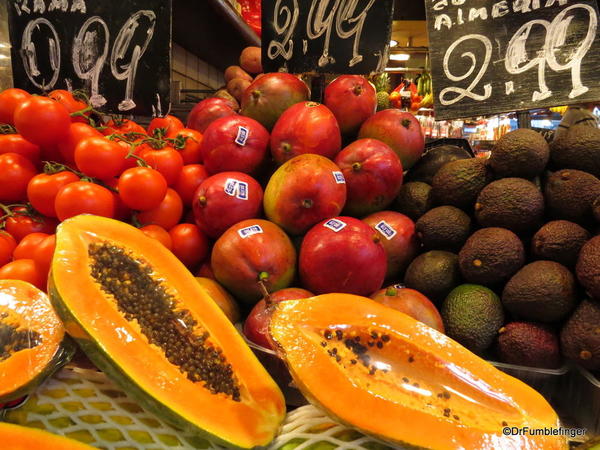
0,88,211,291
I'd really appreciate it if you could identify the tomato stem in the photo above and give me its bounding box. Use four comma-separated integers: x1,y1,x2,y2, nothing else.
0,124,16,135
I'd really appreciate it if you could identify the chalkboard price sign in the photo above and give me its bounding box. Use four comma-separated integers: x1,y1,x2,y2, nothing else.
262,0,394,75
7,0,171,116
425,1,600,121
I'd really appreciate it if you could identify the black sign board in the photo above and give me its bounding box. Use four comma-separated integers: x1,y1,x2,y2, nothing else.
425,1,600,120
7,0,171,116
262,0,394,74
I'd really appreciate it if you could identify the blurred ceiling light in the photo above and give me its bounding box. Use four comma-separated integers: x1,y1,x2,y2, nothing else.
390,39,398,47
390,53,410,61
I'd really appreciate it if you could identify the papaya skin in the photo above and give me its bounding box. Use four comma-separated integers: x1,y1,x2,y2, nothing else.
0,422,96,449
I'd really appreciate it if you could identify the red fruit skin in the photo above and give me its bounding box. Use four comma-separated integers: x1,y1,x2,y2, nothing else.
240,73,310,130
358,110,425,170
264,154,347,236
0,153,37,203
193,172,263,239
335,139,404,217
363,211,419,280
118,167,168,212
0,259,45,291
14,97,70,148
0,135,40,165
0,88,30,125
57,122,103,167
5,208,58,242
299,216,387,296
174,164,209,206
196,261,216,280
201,115,269,175
211,219,296,304
324,75,377,137
74,137,128,180
54,182,115,221
169,223,210,269
138,147,184,186
370,286,445,333
137,188,184,230
243,288,313,349
187,98,237,133
27,171,80,217
270,101,341,165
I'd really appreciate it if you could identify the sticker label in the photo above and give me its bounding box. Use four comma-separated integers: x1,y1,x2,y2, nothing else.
236,181,248,200
393,283,405,289
332,171,346,184
223,179,249,200
375,220,397,240
235,126,249,146
238,225,263,239
323,218,347,232
224,178,239,196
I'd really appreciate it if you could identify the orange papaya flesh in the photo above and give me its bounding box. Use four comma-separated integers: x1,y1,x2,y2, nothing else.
0,422,95,449
0,280,74,403
269,294,567,450
49,215,285,449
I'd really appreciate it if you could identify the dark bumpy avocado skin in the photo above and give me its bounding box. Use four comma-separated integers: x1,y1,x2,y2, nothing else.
490,129,550,178
395,182,433,221
502,261,576,323
475,178,544,234
576,236,600,300
406,145,471,185
532,220,590,268
496,322,561,369
550,124,600,178
545,169,600,224
594,196,600,224
403,251,461,304
431,158,490,210
458,227,525,286
560,300,600,371
441,284,504,354
415,206,471,252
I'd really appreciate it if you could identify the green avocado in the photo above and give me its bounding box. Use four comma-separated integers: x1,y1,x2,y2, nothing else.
406,145,471,185
576,235,600,300
415,206,471,252
495,322,561,369
545,169,600,225
403,250,461,304
458,227,525,286
560,299,600,371
502,261,576,323
431,158,491,211
532,220,590,268
395,181,433,221
489,129,550,178
475,178,545,234
550,124,600,178
441,284,504,354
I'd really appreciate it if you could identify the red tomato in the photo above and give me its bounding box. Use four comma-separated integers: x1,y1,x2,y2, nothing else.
54,181,115,221
0,135,40,165
49,90,89,123
57,122,103,166
32,234,55,276
172,128,203,164
140,224,172,249
74,136,129,180
0,231,16,267
169,223,209,268
118,167,168,211
0,153,37,203
137,188,183,230
174,164,209,206
14,96,71,148
102,177,131,221
13,232,49,260
0,89,31,125
138,146,184,186
0,259,45,290
102,118,146,136
4,207,58,242
148,115,184,138
27,171,80,217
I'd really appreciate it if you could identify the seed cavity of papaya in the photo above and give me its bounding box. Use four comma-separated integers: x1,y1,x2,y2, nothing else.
89,242,241,401
0,312,42,361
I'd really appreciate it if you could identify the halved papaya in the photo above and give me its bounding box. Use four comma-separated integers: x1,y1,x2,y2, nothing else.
269,294,567,450
0,422,95,449
49,215,285,449
0,280,74,402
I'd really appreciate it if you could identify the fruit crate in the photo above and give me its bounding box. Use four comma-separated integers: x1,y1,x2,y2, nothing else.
560,366,600,436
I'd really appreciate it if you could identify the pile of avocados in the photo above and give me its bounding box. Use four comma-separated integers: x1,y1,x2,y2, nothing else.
397,127,600,372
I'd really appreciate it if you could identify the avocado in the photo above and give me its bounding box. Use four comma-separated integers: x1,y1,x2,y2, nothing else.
475,178,544,234
594,196,600,223
431,158,491,210
550,124,600,178
441,284,504,354
395,181,433,221
490,129,550,178
576,235,600,300
545,169,600,224
403,250,461,304
406,145,471,185
415,206,471,252
459,227,525,286
502,261,576,323
532,220,591,268
560,299,600,370
495,322,561,369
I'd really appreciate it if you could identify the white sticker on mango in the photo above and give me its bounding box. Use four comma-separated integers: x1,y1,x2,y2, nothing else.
238,224,263,238
323,219,347,232
235,126,249,146
332,171,346,184
375,220,397,240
